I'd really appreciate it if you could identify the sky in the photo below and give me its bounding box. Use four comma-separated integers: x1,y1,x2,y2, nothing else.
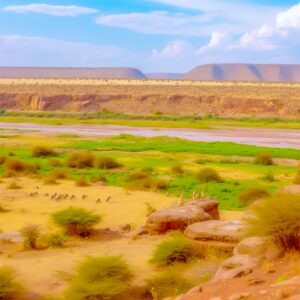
0,0,300,72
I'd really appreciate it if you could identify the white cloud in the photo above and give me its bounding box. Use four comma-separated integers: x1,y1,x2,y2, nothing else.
3,3,98,16
277,3,300,29
152,40,193,58
196,32,229,54
0,35,121,67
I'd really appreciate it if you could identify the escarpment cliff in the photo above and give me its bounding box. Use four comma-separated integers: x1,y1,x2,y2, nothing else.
1,80,300,117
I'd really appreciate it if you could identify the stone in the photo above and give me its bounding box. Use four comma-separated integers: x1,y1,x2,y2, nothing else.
228,293,251,300
187,285,203,295
119,224,131,233
212,255,256,282
234,236,281,261
145,199,219,234
271,276,300,287
185,220,245,243
0,232,23,243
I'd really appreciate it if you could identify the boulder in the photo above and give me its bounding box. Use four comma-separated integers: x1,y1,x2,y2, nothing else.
234,236,281,261
211,254,256,282
145,199,219,234
185,220,244,243
0,232,23,243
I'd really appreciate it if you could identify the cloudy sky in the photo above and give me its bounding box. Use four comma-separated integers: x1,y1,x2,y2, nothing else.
0,0,300,72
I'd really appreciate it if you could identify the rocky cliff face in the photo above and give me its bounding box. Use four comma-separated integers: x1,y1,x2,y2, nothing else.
1,81,300,117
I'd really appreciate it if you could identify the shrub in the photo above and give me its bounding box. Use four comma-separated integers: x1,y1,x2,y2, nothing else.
90,174,107,184
246,194,300,252
6,181,22,190
255,152,273,165
294,171,300,185
74,178,90,187
64,256,133,300
95,156,121,169
21,224,40,250
171,165,184,175
262,171,275,182
150,236,196,265
197,168,223,183
47,233,66,248
238,187,270,206
32,146,56,157
43,176,58,185
4,159,38,177
50,169,69,180
66,152,95,169
126,171,150,182
52,207,102,237
47,158,63,167
125,172,167,191
0,267,24,299
146,271,194,299
0,156,6,165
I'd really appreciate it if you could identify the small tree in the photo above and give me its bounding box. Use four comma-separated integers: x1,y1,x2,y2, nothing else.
52,207,102,237
65,256,133,300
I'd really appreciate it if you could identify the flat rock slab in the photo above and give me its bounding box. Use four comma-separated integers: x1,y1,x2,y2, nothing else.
0,232,23,243
185,220,245,243
145,200,219,234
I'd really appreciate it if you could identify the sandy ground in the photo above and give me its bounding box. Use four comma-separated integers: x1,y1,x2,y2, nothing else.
2,122,300,149
0,178,242,297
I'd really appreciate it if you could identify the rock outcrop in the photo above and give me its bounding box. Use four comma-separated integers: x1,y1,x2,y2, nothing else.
145,199,219,234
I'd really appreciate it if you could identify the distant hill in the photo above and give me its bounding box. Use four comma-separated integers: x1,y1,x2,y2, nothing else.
0,67,146,79
146,73,182,79
182,64,300,82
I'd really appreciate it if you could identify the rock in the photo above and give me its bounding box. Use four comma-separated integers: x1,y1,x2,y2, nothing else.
228,293,250,300
279,185,300,195
271,276,300,287
0,232,23,243
145,199,219,234
212,255,256,282
234,236,281,261
185,220,244,243
187,285,203,295
119,224,131,233
128,226,148,238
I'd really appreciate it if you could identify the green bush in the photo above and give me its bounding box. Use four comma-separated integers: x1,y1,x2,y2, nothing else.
246,194,300,252
95,156,121,169
146,270,194,299
64,256,133,300
255,152,273,165
52,207,102,237
197,168,223,183
47,233,66,248
238,187,270,206
66,152,95,169
150,236,196,265
32,146,56,157
0,267,24,299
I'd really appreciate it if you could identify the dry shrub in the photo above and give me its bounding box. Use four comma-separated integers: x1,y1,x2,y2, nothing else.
32,146,56,157
246,194,300,252
6,181,22,190
21,224,40,250
4,158,38,177
74,178,90,187
90,174,107,184
0,267,25,299
64,256,133,300
47,233,66,248
255,152,273,166
238,187,270,206
95,156,121,169
66,152,95,169
197,168,223,183
52,207,102,237
47,158,63,167
43,176,58,185
171,164,184,175
50,169,69,180
0,156,6,165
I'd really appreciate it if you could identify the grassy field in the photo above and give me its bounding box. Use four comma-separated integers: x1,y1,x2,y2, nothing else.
3,111,300,129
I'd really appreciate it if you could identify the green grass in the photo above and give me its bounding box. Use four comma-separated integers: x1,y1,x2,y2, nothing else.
64,135,300,160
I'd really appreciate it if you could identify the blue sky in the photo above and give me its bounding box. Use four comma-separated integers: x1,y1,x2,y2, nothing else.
0,0,300,72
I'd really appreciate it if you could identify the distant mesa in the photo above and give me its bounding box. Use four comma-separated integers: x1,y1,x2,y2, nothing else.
0,67,146,79
182,64,300,82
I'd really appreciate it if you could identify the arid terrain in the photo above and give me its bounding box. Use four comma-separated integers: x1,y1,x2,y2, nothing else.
1,78,300,117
